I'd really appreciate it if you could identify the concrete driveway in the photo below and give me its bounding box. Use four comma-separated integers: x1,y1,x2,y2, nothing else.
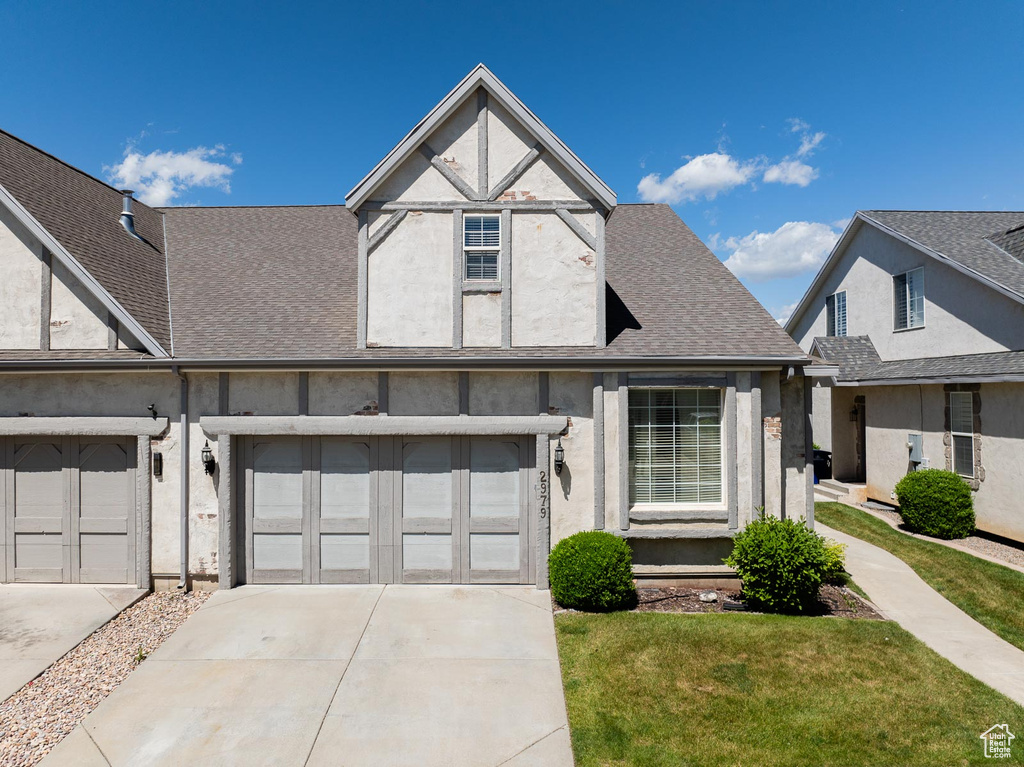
43,585,574,766
0,584,146,701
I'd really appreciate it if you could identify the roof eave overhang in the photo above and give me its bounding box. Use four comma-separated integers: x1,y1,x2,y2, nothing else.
0,353,813,374
344,64,617,212
0,182,169,358
840,372,1024,386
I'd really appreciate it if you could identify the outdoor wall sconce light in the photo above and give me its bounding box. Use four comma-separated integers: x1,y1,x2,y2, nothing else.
201,441,216,476
152,452,163,478
849,406,859,422
553,438,565,475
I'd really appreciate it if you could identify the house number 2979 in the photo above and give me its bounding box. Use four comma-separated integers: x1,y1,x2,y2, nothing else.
538,470,549,519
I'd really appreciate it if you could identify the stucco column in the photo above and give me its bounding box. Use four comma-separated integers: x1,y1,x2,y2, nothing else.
536,434,550,589
136,436,152,590
217,436,234,589
762,371,783,519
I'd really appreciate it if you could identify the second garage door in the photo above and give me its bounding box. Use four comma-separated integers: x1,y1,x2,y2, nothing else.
242,435,534,585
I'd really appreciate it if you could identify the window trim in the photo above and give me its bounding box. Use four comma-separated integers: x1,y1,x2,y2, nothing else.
463,213,501,282
826,289,847,337
627,386,726,509
893,267,925,332
949,391,975,478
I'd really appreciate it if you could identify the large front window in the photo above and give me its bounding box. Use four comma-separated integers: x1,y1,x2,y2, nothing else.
628,388,723,505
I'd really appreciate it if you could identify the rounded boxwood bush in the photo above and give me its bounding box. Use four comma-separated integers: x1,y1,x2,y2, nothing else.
548,531,637,611
724,517,828,614
894,469,974,539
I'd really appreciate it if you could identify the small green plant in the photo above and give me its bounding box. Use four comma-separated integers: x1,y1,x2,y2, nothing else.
812,442,822,451
549,531,637,612
134,646,148,665
894,469,975,539
821,537,847,584
725,517,829,614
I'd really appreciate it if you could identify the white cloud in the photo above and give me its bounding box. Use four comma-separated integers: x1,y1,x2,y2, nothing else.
763,159,819,187
796,131,826,158
772,300,801,326
105,142,241,206
636,152,760,204
722,221,841,282
639,119,829,203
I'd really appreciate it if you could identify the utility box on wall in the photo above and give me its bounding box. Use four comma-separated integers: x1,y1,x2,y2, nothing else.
908,433,924,467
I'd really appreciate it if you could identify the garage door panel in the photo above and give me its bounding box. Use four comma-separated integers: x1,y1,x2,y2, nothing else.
465,438,528,584
321,440,371,519
399,439,457,583
319,518,369,534
248,438,304,583
13,439,65,583
319,438,374,584
78,439,134,584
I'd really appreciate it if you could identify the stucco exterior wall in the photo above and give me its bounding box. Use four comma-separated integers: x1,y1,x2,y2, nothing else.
548,372,594,545
0,206,41,349
467,371,537,415
462,293,501,347
228,373,300,415
811,384,832,452
856,382,1024,542
781,375,810,523
792,223,1024,360
367,211,452,347
308,372,378,415
388,372,459,416
829,387,861,481
49,259,108,350
511,212,596,346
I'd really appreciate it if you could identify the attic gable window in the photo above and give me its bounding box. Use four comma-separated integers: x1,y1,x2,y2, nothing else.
464,214,500,281
893,267,925,330
826,290,847,337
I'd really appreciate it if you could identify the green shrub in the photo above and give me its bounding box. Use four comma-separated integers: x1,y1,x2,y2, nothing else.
548,531,637,611
724,517,829,614
894,469,975,540
821,538,847,584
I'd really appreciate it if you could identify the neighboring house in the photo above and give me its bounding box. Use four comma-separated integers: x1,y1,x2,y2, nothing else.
0,65,815,591
787,210,1024,543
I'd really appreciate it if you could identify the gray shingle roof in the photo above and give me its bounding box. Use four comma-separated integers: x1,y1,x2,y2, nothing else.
862,211,1024,298
160,202,804,360
810,336,881,381
0,130,171,351
811,334,1024,382
987,224,1024,264
863,349,1024,382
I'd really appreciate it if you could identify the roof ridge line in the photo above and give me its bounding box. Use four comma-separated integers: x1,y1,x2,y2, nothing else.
0,127,160,214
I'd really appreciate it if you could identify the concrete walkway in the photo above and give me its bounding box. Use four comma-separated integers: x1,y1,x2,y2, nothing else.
820,523,1024,706
43,585,573,767
0,584,146,701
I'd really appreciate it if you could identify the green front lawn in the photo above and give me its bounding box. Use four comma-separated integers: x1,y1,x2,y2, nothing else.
557,611,1024,766
817,502,1024,652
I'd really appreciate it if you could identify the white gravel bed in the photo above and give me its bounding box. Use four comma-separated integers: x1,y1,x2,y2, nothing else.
0,590,210,767
868,505,1024,569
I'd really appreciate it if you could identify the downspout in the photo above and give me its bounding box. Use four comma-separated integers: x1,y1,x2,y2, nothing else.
174,366,189,589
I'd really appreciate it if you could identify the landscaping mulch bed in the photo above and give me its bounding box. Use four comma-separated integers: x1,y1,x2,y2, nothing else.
868,505,1024,569
554,584,882,620
633,584,883,619
0,590,210,767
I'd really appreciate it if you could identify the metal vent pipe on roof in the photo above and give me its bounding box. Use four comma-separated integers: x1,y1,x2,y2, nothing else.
119,189,143,241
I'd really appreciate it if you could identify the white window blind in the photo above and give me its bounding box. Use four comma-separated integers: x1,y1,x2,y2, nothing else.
894,268,924,330
950,392,974,477
628,388,723,505
464,215,500,281
826,291,847,337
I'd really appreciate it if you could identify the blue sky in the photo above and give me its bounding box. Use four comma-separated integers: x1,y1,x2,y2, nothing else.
2,0,1022,320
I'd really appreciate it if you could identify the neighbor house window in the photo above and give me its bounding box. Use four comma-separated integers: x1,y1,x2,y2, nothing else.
628,388,723,505
826,290,847,337
464,214,500,281
950,392,975,478
893,267,925,330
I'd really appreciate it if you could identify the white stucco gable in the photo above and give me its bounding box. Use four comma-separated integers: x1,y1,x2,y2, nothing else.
345,64,616,211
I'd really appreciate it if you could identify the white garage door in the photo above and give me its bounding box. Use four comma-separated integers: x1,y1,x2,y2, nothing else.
243,435,533,585
1,436,136,584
